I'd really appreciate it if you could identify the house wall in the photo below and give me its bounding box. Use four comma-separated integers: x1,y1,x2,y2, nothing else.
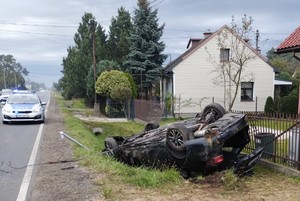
172,31,274,116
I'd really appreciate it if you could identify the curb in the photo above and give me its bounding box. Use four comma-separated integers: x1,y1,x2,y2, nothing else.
259,159,300,177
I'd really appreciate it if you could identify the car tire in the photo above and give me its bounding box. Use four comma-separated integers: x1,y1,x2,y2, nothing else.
166,123,189,152
104,137,119,150
2,121,8,124
202,103,226,123
144,121,159,131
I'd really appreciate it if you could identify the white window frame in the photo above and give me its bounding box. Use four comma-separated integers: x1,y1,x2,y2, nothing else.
241,82,254,101
220,48,230,62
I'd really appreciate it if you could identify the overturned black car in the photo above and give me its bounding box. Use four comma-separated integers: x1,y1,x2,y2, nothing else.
103,103,263,178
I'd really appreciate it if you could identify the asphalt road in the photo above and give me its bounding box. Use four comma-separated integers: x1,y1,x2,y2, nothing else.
0,90,50,201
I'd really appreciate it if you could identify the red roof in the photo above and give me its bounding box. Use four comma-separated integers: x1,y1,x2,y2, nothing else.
277,26,300,51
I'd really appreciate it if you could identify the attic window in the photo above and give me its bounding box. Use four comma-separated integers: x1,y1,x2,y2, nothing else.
220,48,230,62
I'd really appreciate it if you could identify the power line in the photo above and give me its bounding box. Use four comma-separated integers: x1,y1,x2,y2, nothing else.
260,32,291,35
0,29,288,43
151,0,166,8
0,21,77,29
0,20,78,28
0,29,72,37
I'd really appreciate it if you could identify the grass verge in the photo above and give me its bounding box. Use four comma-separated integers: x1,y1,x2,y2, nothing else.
55,95,300,200
55,95,182,192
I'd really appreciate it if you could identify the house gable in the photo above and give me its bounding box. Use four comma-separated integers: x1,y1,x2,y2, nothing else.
165,25,275,73
163,25,275,114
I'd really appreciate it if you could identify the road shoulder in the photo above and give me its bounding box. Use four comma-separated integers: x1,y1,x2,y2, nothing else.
30,93,102,201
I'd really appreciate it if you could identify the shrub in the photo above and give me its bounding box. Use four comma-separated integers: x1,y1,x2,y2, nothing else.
111,86,132,101
279,95,298,114
95,70,131,98
264,96,274,113
124,73,138,99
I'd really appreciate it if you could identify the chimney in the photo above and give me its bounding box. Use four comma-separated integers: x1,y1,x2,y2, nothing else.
203,32,212,38
187,38,202,49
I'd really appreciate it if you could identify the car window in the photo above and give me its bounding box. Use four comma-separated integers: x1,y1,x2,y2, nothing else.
7,95,40,104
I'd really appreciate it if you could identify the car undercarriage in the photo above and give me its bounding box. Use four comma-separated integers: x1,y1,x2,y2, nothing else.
103,103,264,178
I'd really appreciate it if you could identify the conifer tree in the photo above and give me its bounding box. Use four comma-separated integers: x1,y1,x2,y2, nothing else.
124,0,167,99
61,13,108,101
107,6,132,69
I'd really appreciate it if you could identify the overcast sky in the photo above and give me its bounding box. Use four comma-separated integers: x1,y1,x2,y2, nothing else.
0,0,299,87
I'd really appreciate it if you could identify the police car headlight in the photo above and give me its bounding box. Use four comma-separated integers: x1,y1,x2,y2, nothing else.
2,106,12,113
33,106,42,113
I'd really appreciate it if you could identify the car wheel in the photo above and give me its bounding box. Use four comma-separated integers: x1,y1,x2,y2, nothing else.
104,137,119,150
2,121,8,124
166,123,189,152
202,103,226,123
144,121,159,131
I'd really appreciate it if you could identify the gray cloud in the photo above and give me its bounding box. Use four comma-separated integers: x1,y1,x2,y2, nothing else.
0,0,299,87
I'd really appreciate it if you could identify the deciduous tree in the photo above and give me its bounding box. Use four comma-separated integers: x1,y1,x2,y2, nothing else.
206,15,256,111
0,54,28,89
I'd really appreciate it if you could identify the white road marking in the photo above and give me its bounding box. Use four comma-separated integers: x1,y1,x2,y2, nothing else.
16,92,51,201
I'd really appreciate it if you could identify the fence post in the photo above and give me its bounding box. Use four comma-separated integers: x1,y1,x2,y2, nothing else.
255,96,258,113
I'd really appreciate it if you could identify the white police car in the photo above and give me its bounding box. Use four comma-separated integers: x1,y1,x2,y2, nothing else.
2,92,46,124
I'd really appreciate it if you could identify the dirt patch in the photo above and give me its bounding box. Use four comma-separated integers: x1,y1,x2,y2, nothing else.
191,171,226,188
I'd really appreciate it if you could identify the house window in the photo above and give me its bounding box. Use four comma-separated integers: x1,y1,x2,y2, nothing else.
241,82,254,101
220,48,230,62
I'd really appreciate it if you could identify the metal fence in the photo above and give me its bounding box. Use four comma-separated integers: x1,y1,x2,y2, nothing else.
133,99,164,123
105,99,164,122
241,112,300,170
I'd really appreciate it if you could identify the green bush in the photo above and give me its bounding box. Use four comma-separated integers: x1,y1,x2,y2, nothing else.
264,96,274,113
279,95,298,114
95,70,131,98
125,73,138,99
111,86,132,101
165,93,173,113
265,95,297,114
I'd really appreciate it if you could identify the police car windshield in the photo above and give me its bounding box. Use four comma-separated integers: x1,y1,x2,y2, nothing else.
7,94,40,104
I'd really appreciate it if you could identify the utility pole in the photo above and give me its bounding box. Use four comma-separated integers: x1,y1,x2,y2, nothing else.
14,72,17,88
89,19,100,115
3,67,6,89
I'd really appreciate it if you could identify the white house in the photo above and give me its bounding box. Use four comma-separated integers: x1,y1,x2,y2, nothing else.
162,25,278,117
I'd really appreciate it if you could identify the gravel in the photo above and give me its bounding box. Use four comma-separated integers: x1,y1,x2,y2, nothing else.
29,95,103,201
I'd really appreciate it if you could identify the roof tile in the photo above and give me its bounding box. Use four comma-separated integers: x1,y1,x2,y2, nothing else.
277,26,300,50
